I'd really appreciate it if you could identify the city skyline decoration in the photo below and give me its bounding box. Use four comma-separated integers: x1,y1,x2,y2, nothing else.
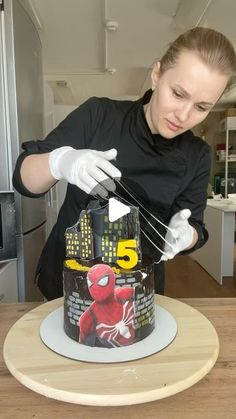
65,204,142,266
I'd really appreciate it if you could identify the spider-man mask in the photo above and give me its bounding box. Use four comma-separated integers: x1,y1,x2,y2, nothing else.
87,264,115,302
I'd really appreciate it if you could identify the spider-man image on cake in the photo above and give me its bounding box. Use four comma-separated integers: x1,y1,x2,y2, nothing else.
63,200,155,348
79,264,135,348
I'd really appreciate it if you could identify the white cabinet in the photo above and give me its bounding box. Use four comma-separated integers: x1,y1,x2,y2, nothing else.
219,116,236,131
0,261,18,302
193,204,235,285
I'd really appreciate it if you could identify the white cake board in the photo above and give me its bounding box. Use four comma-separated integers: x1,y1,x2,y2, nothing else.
39,304,177,363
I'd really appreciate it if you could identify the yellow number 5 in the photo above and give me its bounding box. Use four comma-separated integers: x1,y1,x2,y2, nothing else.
116,239,138,269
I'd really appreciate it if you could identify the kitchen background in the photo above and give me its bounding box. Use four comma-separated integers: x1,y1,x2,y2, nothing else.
1,0,236,302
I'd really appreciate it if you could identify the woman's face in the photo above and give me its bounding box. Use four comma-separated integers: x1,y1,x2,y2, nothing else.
144,50,229,138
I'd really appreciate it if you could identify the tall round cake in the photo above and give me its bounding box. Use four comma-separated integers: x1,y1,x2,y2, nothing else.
63,199,155,348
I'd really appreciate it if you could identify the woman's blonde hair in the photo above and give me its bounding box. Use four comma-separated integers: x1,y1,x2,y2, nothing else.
160,27,236,88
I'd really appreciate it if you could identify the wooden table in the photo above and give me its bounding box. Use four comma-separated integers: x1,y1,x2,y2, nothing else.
1,298,236,419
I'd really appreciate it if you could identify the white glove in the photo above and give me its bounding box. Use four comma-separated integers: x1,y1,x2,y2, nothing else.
161,209,194,261
49,146,121,198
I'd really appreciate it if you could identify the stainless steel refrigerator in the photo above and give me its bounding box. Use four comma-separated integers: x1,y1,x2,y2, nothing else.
0,0,46,301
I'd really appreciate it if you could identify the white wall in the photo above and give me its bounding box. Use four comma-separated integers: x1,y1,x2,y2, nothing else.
43,84,78,237
54,104,77,126
53,104,78,213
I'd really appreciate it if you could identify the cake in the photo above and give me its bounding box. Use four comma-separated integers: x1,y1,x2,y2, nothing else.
63,199,155,348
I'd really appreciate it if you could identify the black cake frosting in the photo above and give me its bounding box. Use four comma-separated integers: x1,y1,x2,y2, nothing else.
63,200,155,348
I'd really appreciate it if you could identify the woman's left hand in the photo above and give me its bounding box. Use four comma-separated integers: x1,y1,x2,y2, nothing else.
161,209,195,261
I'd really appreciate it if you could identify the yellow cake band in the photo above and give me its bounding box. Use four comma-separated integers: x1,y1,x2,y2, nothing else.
65,259,121,274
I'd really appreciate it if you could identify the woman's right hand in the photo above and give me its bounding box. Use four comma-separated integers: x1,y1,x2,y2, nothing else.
49,147,121,198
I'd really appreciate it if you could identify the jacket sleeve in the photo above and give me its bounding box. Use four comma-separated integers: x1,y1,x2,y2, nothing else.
170,142,212,253
12,97,102,197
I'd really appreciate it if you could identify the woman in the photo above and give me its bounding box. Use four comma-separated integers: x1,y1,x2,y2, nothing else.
13,27,236,300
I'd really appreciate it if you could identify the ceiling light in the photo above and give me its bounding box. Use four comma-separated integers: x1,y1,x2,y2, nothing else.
106,68,116,75
105,20,119,31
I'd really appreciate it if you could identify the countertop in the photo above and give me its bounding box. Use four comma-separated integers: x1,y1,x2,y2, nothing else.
1,298,236,419
207,199,236,211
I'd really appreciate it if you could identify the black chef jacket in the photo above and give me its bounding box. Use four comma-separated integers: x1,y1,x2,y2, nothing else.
13,90,211,300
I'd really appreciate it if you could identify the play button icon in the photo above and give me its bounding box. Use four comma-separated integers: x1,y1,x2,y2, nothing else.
108,197,130,222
